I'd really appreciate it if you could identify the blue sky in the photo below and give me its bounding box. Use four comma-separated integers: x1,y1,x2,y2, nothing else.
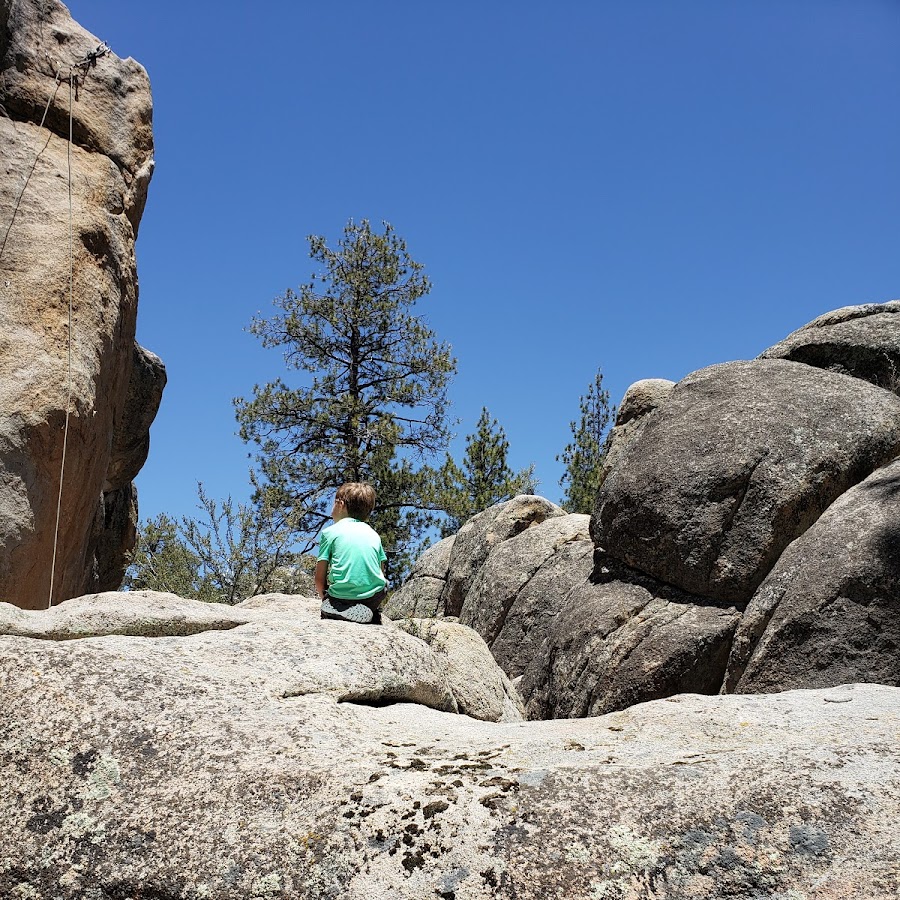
66,0,900,522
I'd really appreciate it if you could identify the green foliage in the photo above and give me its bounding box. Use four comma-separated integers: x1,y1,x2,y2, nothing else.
234,219,456,581
438,407,537,536
124,485,315,604
124,513,203,599
558,369,616,513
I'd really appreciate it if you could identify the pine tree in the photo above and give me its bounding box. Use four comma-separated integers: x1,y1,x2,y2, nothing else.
124,513,204,598
558,369,615,513
234,219,456,580
124,487,315,604
439,407,537,535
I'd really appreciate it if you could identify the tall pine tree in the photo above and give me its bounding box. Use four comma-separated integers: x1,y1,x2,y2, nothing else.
558,369,615,513
234,220,456,579
439,407,536,535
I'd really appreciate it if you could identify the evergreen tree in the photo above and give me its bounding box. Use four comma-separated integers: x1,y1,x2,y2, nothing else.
125,513,204,598
234,219,456,580
439,407,537,535
124,486,315,604
558,369,616,513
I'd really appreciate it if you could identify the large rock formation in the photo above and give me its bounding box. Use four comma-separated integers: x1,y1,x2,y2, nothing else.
397,302,900,719
0,0,162,608
2,591,898,899
760,299,900,392
592,359,900,605
439,495,566,617
599,377,674,485
522,556,741,719
386,498,598,687
385,534,456,619
723,456,900,693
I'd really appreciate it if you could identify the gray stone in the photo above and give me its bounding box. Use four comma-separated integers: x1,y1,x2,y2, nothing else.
1,604,897,900
384,535,455,619
761,299,900,393
724,457,900,694
394,617,525,722
489,536,594,679
0,0,159,607
616,377,676,425
0,0,154,181
601,379,675,487
521,559,741,718
592,359,900,604
104,343,167,491
441,495,565,616
0,589,250,639
461,513,590,650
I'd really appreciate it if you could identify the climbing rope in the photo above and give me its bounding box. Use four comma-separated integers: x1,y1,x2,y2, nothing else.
0,79,61,262
47,71,77,609
0,41,110,607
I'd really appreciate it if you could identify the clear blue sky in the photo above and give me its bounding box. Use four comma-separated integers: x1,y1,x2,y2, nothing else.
67,0,900,522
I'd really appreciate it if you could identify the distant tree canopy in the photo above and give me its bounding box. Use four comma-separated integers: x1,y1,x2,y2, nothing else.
558,369,616,514
125,220,560,600
233,219,457,580
124,486,314,604
438,407,537,536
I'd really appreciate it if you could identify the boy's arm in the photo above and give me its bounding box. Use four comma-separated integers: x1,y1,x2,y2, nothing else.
314,560,328,599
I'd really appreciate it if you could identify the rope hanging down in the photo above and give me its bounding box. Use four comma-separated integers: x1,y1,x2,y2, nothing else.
46,71,76,610
0,41,110,607
0,43,108,263
47,43,109,608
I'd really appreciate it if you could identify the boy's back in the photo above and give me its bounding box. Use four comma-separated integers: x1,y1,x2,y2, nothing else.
317,517,386,601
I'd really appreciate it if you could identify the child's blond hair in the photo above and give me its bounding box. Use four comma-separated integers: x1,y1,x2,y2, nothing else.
335,482,376,520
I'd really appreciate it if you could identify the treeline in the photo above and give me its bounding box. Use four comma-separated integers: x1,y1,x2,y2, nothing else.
126,221,614,602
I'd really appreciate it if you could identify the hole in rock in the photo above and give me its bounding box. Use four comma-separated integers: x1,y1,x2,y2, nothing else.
337,693,416,708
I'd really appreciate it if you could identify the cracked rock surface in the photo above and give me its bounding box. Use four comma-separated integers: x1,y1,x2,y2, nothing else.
592,358,900,605
0,0,164,607
760,298,900,392
2,606,897,900
393,309,900,716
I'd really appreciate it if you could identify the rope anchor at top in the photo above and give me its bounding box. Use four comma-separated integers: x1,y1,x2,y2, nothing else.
54,42,110,99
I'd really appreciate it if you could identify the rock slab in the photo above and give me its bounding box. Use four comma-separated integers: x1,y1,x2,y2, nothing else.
761,299,900,392
0,594,897,900
725,457,900,693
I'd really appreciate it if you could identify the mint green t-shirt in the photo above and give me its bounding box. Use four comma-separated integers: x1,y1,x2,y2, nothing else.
317,517,387,600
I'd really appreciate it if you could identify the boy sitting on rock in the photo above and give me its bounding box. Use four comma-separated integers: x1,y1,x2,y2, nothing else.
315,482,387,625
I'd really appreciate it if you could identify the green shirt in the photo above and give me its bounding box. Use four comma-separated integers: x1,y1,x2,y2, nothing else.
316,517,387,600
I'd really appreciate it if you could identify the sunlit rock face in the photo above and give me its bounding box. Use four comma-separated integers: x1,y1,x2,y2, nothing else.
0,0,163,607
396,300,900,718
759,298,900,392
2,591,898,899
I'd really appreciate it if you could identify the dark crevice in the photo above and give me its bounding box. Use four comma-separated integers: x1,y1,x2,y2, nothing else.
0,621,247,641
337,695,417,709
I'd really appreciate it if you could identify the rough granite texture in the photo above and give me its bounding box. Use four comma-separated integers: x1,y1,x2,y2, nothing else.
461,513,590,649
600,378,675,490
385,535,456,619
592,359,900,604
0,0,163,607
521,557,741,719
488,536,594,680
440,495,565,617
724,456,900,693
1,596,897,900
760,299,900,393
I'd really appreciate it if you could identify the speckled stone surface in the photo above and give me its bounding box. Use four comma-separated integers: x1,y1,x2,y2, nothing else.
1,593,898,898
